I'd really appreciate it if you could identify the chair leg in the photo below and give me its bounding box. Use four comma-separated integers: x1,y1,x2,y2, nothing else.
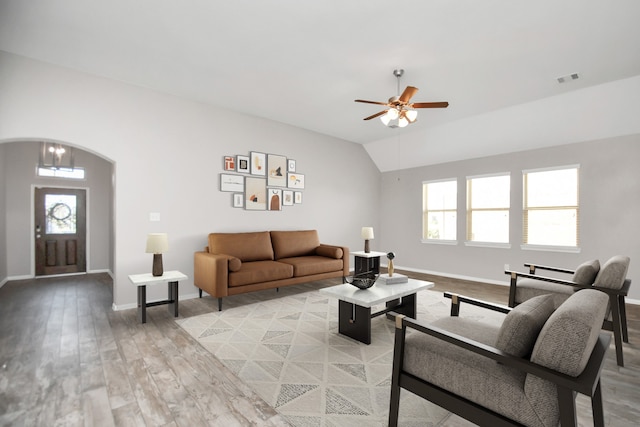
619,295,629,343
591,380,605,427
557,386,577,426
610,295,625,367
508,273,517,308
388,319,406,427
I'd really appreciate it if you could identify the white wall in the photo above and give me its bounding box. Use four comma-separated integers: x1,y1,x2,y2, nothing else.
378,136,640,300
2,141,112,276
0,51,380,307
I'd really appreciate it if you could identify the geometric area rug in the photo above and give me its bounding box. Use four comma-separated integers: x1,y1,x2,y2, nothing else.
177,283,504,426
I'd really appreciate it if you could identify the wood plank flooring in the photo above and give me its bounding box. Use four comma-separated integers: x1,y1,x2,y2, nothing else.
0,271,638,426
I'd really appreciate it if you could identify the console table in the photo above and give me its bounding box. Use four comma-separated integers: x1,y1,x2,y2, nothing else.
128,270,188,323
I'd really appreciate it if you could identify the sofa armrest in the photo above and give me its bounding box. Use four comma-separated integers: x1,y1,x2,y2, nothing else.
194,251,230,298
317,243,350,276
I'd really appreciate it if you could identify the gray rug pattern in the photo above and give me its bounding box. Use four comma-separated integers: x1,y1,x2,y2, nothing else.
177,287,504,426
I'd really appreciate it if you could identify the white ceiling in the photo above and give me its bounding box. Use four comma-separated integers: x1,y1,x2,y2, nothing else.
1,0,639,170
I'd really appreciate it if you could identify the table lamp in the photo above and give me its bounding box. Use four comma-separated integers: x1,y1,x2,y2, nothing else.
146,233,169,276
361,227,374,253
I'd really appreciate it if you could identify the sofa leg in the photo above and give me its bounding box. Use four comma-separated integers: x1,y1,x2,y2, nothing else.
199,289,202,298
217,298,222,311
276,287,279,293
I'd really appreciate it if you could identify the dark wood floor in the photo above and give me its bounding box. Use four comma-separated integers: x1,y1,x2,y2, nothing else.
0,271,638,426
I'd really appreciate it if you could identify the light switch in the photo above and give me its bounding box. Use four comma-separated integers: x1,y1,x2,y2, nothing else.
149,212,161,221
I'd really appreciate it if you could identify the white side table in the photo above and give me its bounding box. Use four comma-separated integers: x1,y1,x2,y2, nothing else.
128,270,188,323
352,250,387,276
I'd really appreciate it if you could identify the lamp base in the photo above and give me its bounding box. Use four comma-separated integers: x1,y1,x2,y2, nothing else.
152,254,164,277
364,240,370,253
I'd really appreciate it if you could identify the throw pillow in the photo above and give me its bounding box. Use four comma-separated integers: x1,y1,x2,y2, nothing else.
495,294,555,358
316,245,343,259
571,259,600,286
228,256,242,272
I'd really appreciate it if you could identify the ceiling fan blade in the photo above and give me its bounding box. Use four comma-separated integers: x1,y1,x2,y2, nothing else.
398,86,418,103
355,99,389,106
363,110,388,120
411,101,449,109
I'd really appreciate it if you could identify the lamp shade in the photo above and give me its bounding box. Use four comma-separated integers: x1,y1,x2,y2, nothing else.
361,227,374,240
146,233,169,254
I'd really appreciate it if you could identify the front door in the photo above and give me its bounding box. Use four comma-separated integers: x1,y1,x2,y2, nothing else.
35,187,87,276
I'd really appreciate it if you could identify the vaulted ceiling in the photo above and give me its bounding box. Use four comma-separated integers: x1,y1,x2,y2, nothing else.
1,0,639,170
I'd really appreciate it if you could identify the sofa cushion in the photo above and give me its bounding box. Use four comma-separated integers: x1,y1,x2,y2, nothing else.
593,255,630,290
316,245,343,259
572,259,600,286
228,260,293,287
514,279,573,308
270,230,320,259
208,231,274,262
278,256,344,277
495,294,554,358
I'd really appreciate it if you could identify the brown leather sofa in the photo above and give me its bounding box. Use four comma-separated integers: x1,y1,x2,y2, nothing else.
194,230,349,310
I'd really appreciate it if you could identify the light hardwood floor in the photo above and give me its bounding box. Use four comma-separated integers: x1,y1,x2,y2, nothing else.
0,272,638,426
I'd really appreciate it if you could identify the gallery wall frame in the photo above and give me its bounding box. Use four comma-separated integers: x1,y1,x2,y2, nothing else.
267,154,287,187
283,190,294,206
236,155,250,173
294,191,303,204
245,177,267,210
288,159,296,172
224,156,235,171
287,173,305,189
250,151,266,176
268,188,282,211
220,173,244,192
233,193,244,208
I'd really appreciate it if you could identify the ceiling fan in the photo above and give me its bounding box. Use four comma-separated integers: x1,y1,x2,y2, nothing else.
355,69,449,128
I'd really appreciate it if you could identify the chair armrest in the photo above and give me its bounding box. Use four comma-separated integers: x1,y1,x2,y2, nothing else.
504,270,588,288
524,262,575,275
443,292,511,316
393,313,611,396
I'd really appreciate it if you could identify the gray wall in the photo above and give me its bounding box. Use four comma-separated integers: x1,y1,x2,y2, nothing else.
0,143,6,284
2,141,113,277
0,51,381,307
378,136,639,300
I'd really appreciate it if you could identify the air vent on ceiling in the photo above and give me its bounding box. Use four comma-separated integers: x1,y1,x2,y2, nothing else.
557,73,580,84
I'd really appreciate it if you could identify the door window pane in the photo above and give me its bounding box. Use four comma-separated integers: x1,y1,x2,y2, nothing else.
45,194,77,234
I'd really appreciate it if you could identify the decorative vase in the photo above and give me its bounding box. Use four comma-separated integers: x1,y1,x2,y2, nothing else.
388,259,394,277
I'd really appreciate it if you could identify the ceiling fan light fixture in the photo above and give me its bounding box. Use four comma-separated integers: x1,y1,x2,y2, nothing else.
380,113,392,126
398,116,409,127
405,109,418,122
387,107,399,120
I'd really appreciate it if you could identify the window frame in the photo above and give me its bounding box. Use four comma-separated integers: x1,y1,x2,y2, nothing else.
422,178,458,244
521,165,580,253
465,172,511,248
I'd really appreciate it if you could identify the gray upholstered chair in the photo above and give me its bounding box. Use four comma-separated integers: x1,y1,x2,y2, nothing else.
506,255,631,366
389,289,611,427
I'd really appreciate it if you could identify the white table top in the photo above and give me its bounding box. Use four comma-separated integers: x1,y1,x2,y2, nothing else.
352,251,387,258
128,270,188,286
319,278,434,308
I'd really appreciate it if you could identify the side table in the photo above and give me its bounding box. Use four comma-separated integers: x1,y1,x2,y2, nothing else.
128,270,188,323
352,250,387,276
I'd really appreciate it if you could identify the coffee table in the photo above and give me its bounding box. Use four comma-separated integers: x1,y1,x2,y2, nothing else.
319,278,434,344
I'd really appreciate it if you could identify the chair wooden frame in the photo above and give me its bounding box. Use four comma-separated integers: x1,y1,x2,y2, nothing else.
506,263,630,367
388,293,611,427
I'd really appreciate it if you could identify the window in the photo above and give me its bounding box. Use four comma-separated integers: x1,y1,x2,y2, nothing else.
422,179,457,241
37,166,85,179
523,166,579,247
466,174,510,244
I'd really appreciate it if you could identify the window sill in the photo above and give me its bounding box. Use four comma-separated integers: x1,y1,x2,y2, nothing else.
421,239,458,245
521,244,581,253
465,241,511,249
